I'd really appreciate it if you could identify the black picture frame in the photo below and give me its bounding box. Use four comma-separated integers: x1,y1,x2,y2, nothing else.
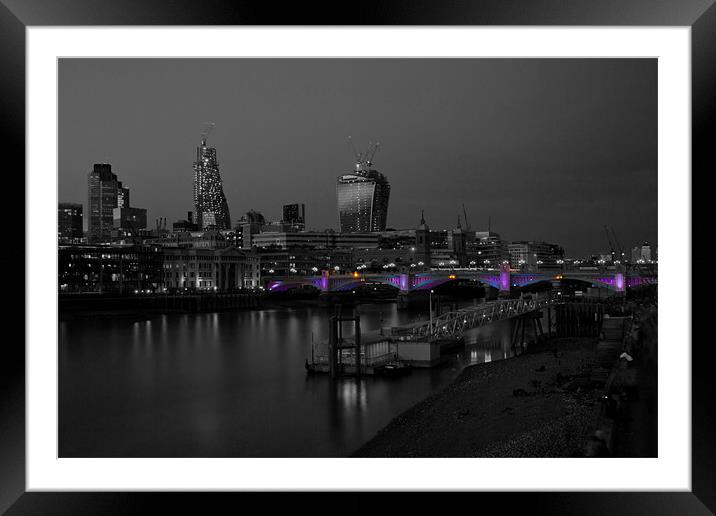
2,1,711,514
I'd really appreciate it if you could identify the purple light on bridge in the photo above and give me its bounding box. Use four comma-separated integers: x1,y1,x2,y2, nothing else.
511,274,543,287
615,272,625,292
499,262,510,291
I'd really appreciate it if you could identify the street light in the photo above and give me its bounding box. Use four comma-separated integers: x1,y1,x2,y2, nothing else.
429,289,434,338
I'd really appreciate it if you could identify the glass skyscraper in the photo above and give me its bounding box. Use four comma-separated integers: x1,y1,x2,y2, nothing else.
193,132,231,230
87,163,145,242
336,160,390,233
87,163,119,242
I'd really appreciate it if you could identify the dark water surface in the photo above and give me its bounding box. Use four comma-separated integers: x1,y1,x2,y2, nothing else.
59,302,517,457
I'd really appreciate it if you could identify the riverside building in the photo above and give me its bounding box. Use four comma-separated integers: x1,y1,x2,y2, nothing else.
162,247,260,290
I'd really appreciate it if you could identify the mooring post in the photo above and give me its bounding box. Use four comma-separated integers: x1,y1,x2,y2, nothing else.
328,313,337,379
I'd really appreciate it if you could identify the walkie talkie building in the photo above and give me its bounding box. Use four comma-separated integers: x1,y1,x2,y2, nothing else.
336,142,390,233
193,128,231,230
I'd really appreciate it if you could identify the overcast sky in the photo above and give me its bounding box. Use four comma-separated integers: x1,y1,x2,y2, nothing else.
59,58,656,257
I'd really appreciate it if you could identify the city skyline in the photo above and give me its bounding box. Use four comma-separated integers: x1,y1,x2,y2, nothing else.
59,58,657,256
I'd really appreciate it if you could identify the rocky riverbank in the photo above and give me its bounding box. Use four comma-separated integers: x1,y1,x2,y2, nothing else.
353,336,610,457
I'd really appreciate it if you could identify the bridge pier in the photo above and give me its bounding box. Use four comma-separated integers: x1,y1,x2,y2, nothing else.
510,311,545,355
614,270,626,296
499,262,511,294
397,289,429,310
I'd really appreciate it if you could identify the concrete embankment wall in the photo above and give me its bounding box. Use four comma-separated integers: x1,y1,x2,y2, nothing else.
59,292,264,313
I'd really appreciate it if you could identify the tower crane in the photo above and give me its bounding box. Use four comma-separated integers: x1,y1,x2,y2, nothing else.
366,141,380,166
610,226,625,262
603,225,616,262
348,137,380,170
347,136,361,162
462,203,471,232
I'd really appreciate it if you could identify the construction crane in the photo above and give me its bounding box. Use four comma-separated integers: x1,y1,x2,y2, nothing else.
603,225,616,262
348,137,380,170
347,136,361,162
200,122,215,146
366,141,380,166
462,203,471,232
610,226,625,261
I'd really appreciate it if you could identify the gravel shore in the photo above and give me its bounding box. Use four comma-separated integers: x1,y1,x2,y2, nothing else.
353,337,605,457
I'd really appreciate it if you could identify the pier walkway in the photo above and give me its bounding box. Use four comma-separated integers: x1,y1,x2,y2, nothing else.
386,294,556,341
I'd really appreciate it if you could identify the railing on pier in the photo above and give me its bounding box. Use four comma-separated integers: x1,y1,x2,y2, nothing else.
391,294,557,340
314,349,398,368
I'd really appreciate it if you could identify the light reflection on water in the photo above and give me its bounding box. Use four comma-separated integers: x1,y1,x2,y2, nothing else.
59,302,535,458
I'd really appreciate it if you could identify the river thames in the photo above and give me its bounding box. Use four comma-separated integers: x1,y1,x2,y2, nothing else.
59,302,519,457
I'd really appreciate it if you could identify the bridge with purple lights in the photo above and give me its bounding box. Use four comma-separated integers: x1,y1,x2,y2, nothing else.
264,263,656,295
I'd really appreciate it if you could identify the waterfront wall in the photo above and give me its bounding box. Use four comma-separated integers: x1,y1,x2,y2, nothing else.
59,292,264,313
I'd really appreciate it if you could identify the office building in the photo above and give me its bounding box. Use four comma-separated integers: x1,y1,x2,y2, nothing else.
58,203,83,241
631,242,654,263
113,207,147,231
282,203,306,229
469,231,509,267
173,211,199,232
193,129,231,230
58,244,164,293
336,148,390,232
259,248,353,276
251,231,379,250
508,241,565,268
87,163,120,242
237,209,266,249
87,163,146,242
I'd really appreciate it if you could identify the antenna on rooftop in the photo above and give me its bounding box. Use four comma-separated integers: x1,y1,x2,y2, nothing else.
200,122,215,145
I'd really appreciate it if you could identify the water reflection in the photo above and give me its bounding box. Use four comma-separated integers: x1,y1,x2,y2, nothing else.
60,301,520,457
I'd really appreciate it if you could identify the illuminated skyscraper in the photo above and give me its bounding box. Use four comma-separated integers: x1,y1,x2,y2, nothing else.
193,125,231,230
336,142,390,233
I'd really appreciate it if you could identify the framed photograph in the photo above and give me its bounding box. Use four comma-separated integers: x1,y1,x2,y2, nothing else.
3,0,711,513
